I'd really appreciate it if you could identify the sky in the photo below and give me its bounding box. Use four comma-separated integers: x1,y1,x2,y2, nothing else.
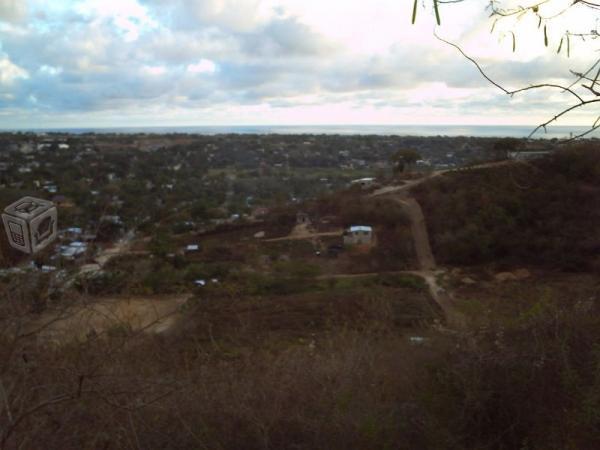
0,0,597,129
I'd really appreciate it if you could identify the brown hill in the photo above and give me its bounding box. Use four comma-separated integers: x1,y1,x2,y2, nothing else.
413,145,600,271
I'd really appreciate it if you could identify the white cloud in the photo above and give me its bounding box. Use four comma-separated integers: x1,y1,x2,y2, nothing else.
0,0,26,23
187,59,217,74
0,56,28,84
0,0,597,128
142,65,167,75
142,0,268,32
76,0,158,41
39,64,62,76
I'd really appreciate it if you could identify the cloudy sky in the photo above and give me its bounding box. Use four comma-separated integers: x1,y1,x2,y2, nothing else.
0,0,596,129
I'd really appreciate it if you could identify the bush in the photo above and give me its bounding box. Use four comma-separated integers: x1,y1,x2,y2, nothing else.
420,296,600,449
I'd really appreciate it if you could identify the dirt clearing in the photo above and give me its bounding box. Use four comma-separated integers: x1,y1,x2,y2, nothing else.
26,294,191,344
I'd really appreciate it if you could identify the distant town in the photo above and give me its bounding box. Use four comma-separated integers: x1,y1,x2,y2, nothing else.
0,131,561,276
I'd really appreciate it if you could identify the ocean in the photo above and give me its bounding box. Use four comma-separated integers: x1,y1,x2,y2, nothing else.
4,124,597,139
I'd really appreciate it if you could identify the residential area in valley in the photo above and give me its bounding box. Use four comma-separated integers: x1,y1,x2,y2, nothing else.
1,128,599,448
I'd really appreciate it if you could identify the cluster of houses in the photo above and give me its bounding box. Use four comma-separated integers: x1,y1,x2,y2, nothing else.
56,227,97,260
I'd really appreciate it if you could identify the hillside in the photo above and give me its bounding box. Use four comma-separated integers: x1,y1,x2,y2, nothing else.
413,146,600,271
2,145,600,449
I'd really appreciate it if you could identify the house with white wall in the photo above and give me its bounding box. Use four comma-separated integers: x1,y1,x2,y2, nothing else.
343,225,373,246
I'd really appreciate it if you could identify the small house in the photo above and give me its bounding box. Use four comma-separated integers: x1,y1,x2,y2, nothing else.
343,225,373,246
185,244,200,253
60,241,87,259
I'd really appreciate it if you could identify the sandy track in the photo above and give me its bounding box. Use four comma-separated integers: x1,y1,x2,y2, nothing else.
264,223,343,242
368,166,483,328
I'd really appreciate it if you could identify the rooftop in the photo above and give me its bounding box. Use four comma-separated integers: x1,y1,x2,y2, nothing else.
349,225,372,232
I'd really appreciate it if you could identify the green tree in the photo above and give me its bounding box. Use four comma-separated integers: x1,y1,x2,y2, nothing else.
148,230,173,259
492,138,520,160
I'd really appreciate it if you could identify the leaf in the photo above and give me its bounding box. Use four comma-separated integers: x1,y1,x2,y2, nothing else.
512,32,516,52
433,0,441,26
557,37,563,54
567,33,570,57
538,16,542,29
544,24,548,47
412,0,418,24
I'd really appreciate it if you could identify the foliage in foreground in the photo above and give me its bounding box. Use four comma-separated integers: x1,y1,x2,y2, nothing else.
1,280,600,449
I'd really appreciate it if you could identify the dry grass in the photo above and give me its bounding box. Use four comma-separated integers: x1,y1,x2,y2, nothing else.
1,272,600,449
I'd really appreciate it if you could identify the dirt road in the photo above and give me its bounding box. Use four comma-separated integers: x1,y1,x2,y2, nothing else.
369,168,474,328
94,230,136,267
370,171,446,197
394,196,436,271
394,194,466,328
264,224,343,242
370,160,516,198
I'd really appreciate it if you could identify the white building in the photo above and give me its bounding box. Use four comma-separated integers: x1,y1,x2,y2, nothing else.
343,225,373,246
65,227,82,236
60,241,87,259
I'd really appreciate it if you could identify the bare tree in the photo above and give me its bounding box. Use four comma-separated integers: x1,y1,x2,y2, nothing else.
413,0,600,142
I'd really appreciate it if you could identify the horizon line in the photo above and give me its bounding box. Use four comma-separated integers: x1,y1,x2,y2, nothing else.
0,123,586,132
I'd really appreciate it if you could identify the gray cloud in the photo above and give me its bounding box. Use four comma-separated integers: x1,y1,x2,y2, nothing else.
140,0,263,32
240,16,336,57
0,0,26,23
0,0,592,127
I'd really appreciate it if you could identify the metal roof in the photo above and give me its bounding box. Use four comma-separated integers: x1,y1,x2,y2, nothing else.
349,225,372,232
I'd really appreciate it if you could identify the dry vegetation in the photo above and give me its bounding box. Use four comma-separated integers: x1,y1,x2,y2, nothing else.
2,263,600,449
1,147,600,448
0,273,446,449
413,145,600,271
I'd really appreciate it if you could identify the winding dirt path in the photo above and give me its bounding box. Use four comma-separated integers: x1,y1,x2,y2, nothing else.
370,160,515,198
393,195,436,271
370,169,477,328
